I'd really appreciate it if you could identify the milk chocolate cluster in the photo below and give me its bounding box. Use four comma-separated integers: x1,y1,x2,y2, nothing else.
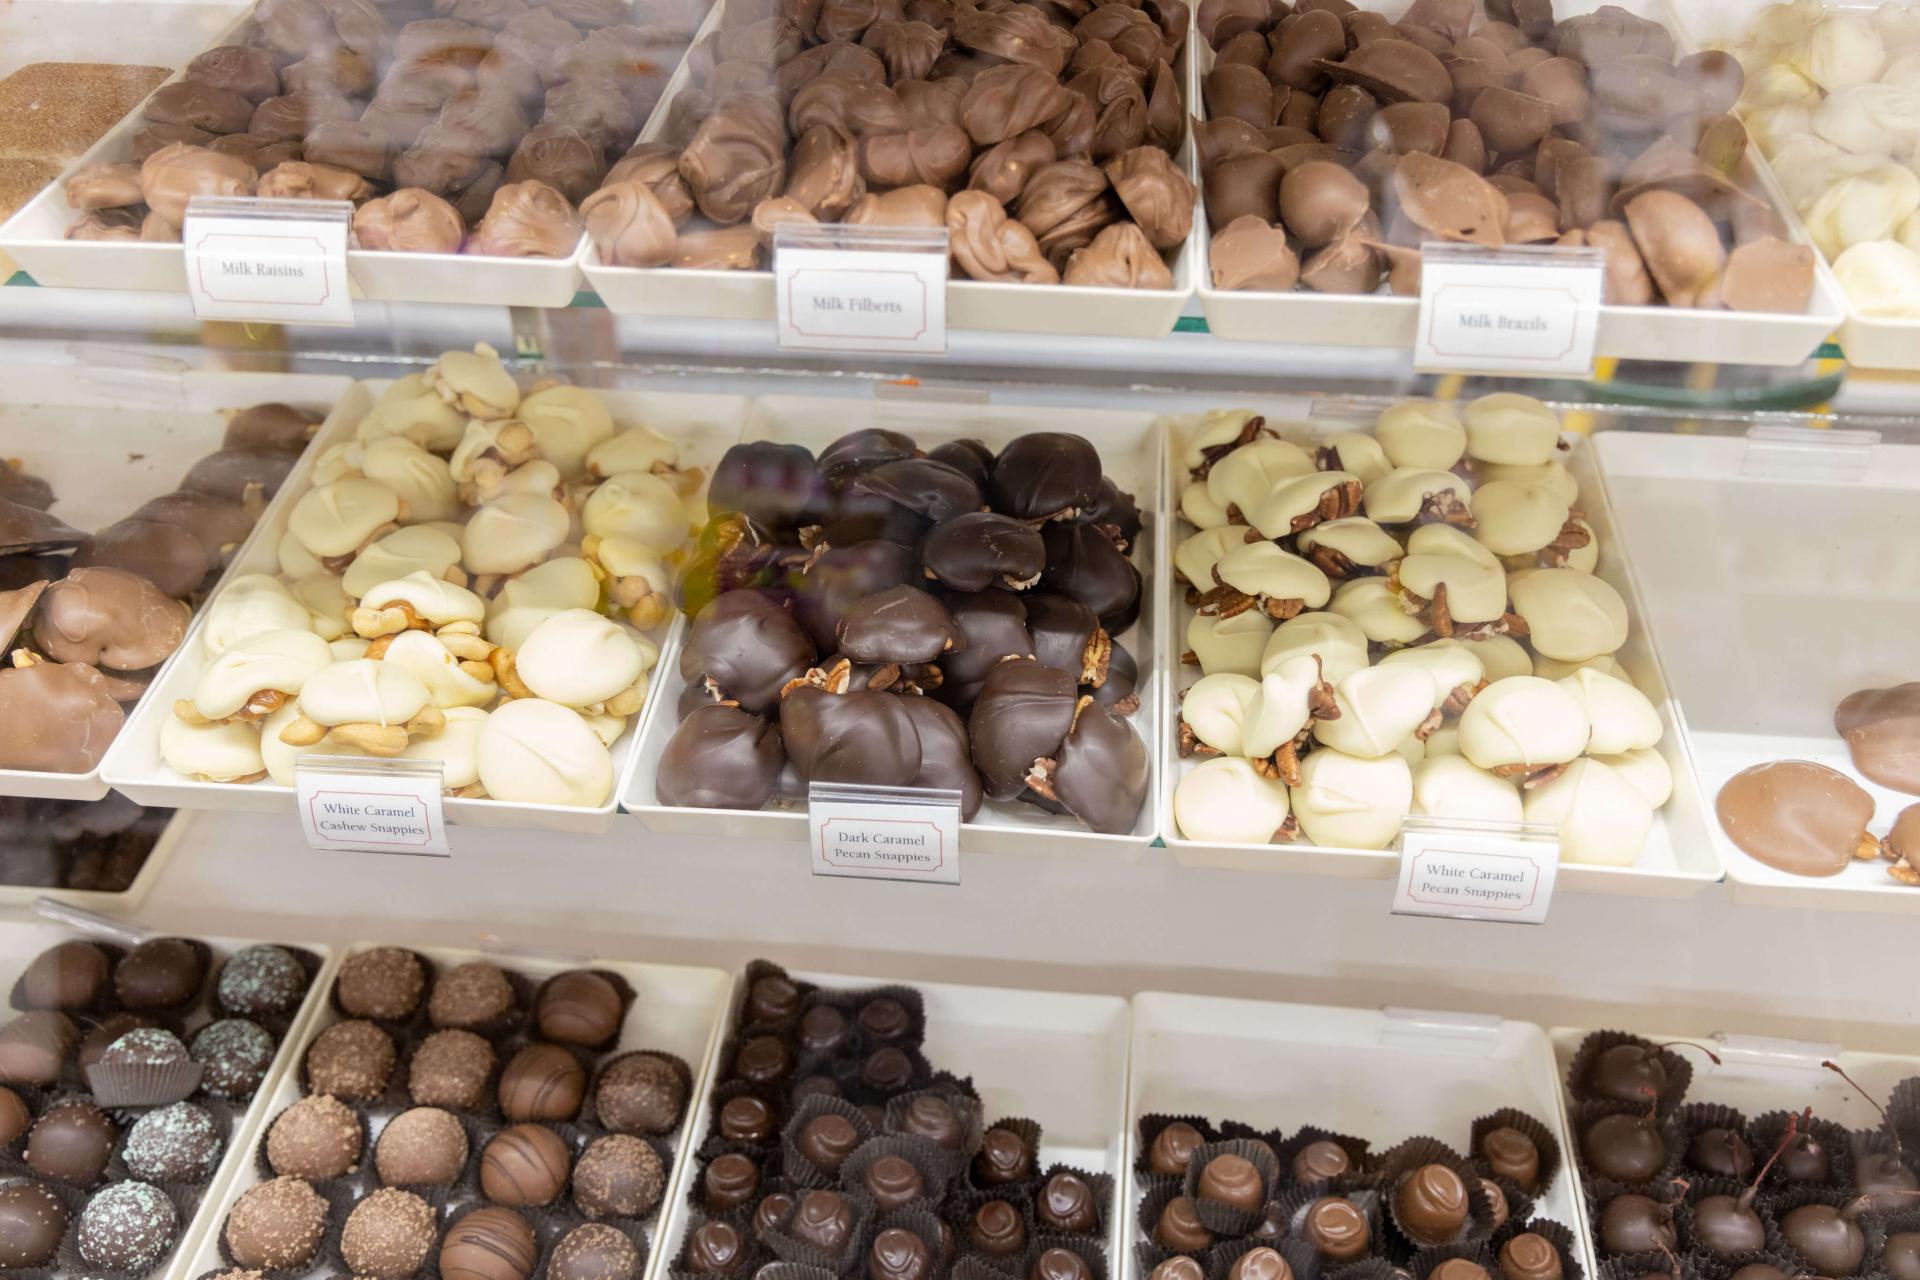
656,426,1149,833
63,0,699,254
1196,0,1816,312
0,401,311,774
582,0,1194,287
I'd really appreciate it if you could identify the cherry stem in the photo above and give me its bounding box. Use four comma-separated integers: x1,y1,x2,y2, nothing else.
1655,1040,1725,1067
1743,1109,1805,1206
1822,1060,1896,1151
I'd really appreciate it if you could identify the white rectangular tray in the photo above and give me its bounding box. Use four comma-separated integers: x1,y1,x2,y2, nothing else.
580,0,1197,339
1160,399,1723,897
1188,0,1846,367
177,940,734,1280
99,377,749,834
0,366,354,801
0,799,190,911
0,913,333,1280
621,389,1166,855
1593,426,1920,913
1127,993,1599,1280
653,966,1132,1280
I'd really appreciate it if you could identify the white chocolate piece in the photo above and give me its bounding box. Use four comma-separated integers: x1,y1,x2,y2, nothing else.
290,574,354,641
299,658,431,727
259,700,352,785
1532,652,1620,680
1796,11,1886,89
1812,83,1920,157
1180,480,1230,529
1188,610,1273,676
1319,431,1392,484
201,575,309,657
1875,3,1920,54
1411,755,1522,823
476,697,614,806
1251,471,1360,539
1801,163,1920,259
519,384,616,478
277,530,324,579
1424,725,1460,757
1182,673,1260,755
1593,746,1672,808
1215,542,1332,609
1262,611,1369,684
587,422,679,478
1458,632,1533,681
1509,568,1629,661
330,638,371,661
1475,459,1578,507
361,438,458,522
1471,481,1570,556
1397,550,1508,623
380,630,497,709
463,493,571,575
1557,668,1662,754
581,470,689,553
1380,638,1485,709
194,628,334,719
1524,758,1653,865
161,715,264,782
1463,393,1561,466
1885,47,1920,89
516,608,653,707
1243,653,1326,758
496,459,563,499
362,571,487,627
1746,102,1815,156
1363,468,1473,523
1206,439,1317,516
398,704,489,788
358,372,466,451
1329,577,1427,645
486,556,602,649
1176,526,1249,586
1292,748,1412,850
343,525,463,600
578,708,629,746
1408,522,1499,568
1173,756,1291,843
1178,408,1260,472
1296,518,1404,570
1832,240,1920,316
429,342,520,419
1457,675,1590,769
1744,61,1819,108
1374,399,1466,470
1395,735,1425,766
289,478,401,558
1312,665,1436,758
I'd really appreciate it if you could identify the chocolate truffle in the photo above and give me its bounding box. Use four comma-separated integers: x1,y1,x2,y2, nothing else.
226,1176,330,1269
755,1191,797,1235
1599,1193,1674,1254
500,1042,586,1122
410,1029,497,1110
551,1222,639,1280
797,1005,849,1053
430,961,515,1030
735,1035,793,1085
1587,1043,1668,1104
538,971,623,1045
574,1133,665,1218
1303,1196,1369,1260
747,974,803,1024
900,1095,962,1149
1157,1195,1214,1251
1582,1113,1667,1182
1779,1132,1830,1181
1040,1171,1099,1231
971,1199,1027,1255
307,1019,398,1100
1200,1152,1264,1210
1229,1247,1292,1280
1483,1126,1542,1189
101,1023,191,1068
0,1180,68,1267
1150,1121,1204,1176
686,1220,747,1274
1687,1127,1753,1179
1781,1204,1864,1275
1033,1247,1091,1280
721,1094,777,1143
80,1013,156,1070
27,1098,117,1183
267,1093,363,1179
861,1045,915,1092
124,1100,222,1182
78,1179,177,1271
704,1151,759,1211
1294,1139,1352,1181
858,996,912,1042
192,1018,276,1098
1396,1163,1469,1245
1432,1264,1492,1280
872,1227,934,1280
442,1207,538,1280
481,1123,571,1206
218,944,308,1018
864,1154,925,1211
0,1084,28,1144
1857,1150,1920,1212
19,939,110,1009
1835,683,1920,794
342,1186,437,1280
596,1052,686,1134
976,1124,1035,1184
115,936,204,1010
377,1106,470,1186
1883,1232,1920,1280
337,947,426,1019
792,1188,856,1256
1693,1194,1766,1258
798,1113,861,1172
1152,1260,1205,1280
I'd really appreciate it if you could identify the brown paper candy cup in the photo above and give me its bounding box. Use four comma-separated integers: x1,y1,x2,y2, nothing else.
1024,1232,1111,1280
1765,1183,1885,1278
782,1095,879,1190
84,1057,204,1107
1469,1109,1562,1198
1690,1248,1805,1280
1205,1233,1321,1280
950,1181,1037,1272
1277,1127,1373,1190
1375,1137,1499,1253
1186,1138,1283,1235
1673,1176,1781,1265
1888,1078,1920,1154
1565,1033,1694,1118
969,1117,1045,1195
1324,1259,1403,1280
849,1043,934,1109
884,1084,986,1174
1596,1250,1707,1280
1139,1115,1220,1181
1270,1177,1384,1270
842,984,927,1054
737,959,815,1037
762,1185,877,1276
1747,1112,1849,1193
1568,1103,1684,1195
1490,1217,1585,1280
1407,1240,1495,1280
1140,1178,1217,1258
841,1134,952,1214
1035,1162,1114,1239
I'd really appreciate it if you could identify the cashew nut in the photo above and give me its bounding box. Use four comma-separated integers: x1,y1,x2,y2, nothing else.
327,722,409,755
277,716,328,747
352,600,427,638
489,646,534,699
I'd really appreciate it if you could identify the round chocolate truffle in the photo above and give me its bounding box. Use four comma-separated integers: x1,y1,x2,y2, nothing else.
704,1151,759,1212
1155,1195,1213,1251
1687,1127,1753,1179
0,1010,77,1085
226,1176,329,1269
720,1094,776,1143
792,1188,856,1257
442,1207,538,1280
1228,1247,1291,1280
1151,1260,1205,1280
1483,1126,1542,1190
1303,1196,1368,1261
1781,1203,1864,1275
971,1199,1027,1255
481,1123,571,1207
1883,1231,1920,1280
115,937,204,1011
19,939,110,1009
0,1179,68,1266
101,1024,191,1068
0,1085,28,1145
1500,1232,1564,1280
1779,1133,1830,1182
1582,1114,1666,1183
429,961,515,1031
1598,1193,1674,1255
1033,1247,1090,1280
267,1093,363,1179
78,1179,177,1271
734,1035,792,1084
337,947,426,1020
596,1052,686,1135
1040,1170,1099,1231
976,1125,1035,1185
342,1186,437,1280
1395,1164,1469,1246
872,1227,934,1280
899,1095,961,1149
306,1018,397,1100
1693,1195,1766,1258
1587,1043,1667,1104
861,1045,914,1092
686,1219,747,1274
798,1113,860,1173
218,944,308,1018
1432,1263,1492,1280
1856,1150,1920,1212
755,1191,797,1235
858,997,911,1042
27,1098,117,1183
192,1018,276,1098
574,1132,665,1218
552,1222,640,1280
538,971,623,1046
865,1154,925,1211
798,1005,848,1052
1149,1121,1203,1176
80,1013,158,1069
376,1106,470,1186
500,1042,586,1123
124,1101,223,1182
746,975,802,1024
1200,1153,1264,1210
410,1029,496,1111
793,1075,841,1105
1294,1139,1352,1182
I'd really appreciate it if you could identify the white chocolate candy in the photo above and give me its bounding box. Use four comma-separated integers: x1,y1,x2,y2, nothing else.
330,637,371,661
495,459,564,499
1885,47,1920,89
1470,481,1569,556
1292,748,1412,850
1557,668,1662,754
290,574,354,641
1744,61,1819,108
1296,518,1404,571
398,705,489,789
486,556,602,649
577,708,629,746
429,343,520,419
1363,468,1473,524
1396,550,1507,622
1312,665,1436,758
360,438,458,523
1395,735,1425,766
1175,526,1249,586
1329,577,1427,645
1509,568,1629,661
1251,471,1360,539
1463,393,1561,466
1801,163,1920,259
516,608,653,708
1374,399,1466,470
1380,638,1485,709
1411,755,1522,823
194,628,334,720
1173,756,1291,843
1243,654,1326,757
1874,3,1920,53
593,535,672,613
1458,632,1532,681
1318,431,1392,484
299,658,431,727
289,478,401,559
1215,541,1332,609
1592,746,1672,808
1182,673,1260,755
277,530,324,579
1262,611,1369,683
1180,480,1230,529
381,630,496,709
1424,725,1460,757
519,384,616,478
463,492,571,575
1812,83,1920,157
362,571,487,627
1474,459,1577,507
581,470,689,553
587,422,679,478
1746,102,1815,156
476,697,614,807
1796,11,1886,89
1188,610,1273,676
1532,652,1620,680
1457,675,1590,769
259,700,351,785
1833,240,1920,316
343,525,463,600
201,575,309,657
1524,757,1653,866
161,715,264,782
1179,408,1260,471
1408,521,1499,567
357,372,466,451
1206,439,1316,515
1563,519,1598,573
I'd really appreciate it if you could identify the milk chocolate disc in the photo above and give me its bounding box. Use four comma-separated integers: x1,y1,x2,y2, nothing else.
1835,683,1920,795
1715,760,1873,877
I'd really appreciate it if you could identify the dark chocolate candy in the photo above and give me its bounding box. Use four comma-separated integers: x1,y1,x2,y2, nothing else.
971,1199,1027,1255
929,439,994,488
819,429,921,484
936,588,1033,707
1041,521,1138,629
797,1114,861,1172
27,1099,117,1183
1303,1196,1368,1260
721,1095,777,1143
680,591,817,714
864,1154,925,1210
710,442,830,530
781,685,922,787
1586,1043,1668,1105
19,939,109,1009
798,1004,849,1052
1692,1195,1765,1258
1039,1171,1099,1231
1781,1204,1864,1275
1599,1194,1674,1255
1294,1139,1350,1181
975,1125,1035,1184
1156,1195,1213,1250
899,694,984,819
1582,1113,1666,1182
657,704,786,810
920,512,1047,592
1050,694,1148,833
989,432,1102,521
900,1095,962,1148
969,657,1077,800
791,1188,856,1256
1150,1121,1204,1175
687,1220,748,1273
843,458,983,525
790,540,918,654
871,1227,933,1280
0,1181,67,1267
837,584,962,664
1686,1127,1752,1179
704,1152,760,1211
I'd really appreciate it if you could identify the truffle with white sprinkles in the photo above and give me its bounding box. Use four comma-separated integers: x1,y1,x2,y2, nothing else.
192,1018,276,1097
78,1179,179,1271
124,1101,223,1182
217,944,308,1018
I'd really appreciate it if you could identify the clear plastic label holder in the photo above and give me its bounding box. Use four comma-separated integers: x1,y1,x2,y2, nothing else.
774,223,951,356
1415,241,1605,378
294,755,449,857
1740,422,1880,483
806,781,963,884
1393,815,1562,924
32,898,149,946
182,195,354,326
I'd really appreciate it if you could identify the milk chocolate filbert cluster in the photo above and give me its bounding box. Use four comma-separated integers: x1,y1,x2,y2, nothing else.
64,0,703,256
582,0,1194,287
1197,0,1817,312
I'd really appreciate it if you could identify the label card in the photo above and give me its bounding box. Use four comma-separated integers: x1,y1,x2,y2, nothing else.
183,196,354,326
1415,242,1605,378
774,222,949,355
1393,817,1560,924
808,782,961,884
296,756,450,857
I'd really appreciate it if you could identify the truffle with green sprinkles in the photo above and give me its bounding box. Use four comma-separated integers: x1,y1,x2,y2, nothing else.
101,1025,191,1067
218,945,308,1018
123,1101,223,1183
192,1018,276,1098
77,1179,179,1271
